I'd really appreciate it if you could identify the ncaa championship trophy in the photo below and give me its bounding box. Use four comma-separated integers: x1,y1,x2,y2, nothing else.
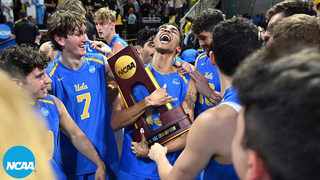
108,44,193,146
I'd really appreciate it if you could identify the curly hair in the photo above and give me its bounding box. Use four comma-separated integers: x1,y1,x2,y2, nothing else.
0,45,50,79
191,8,224,35
137,26,157,47
266,0,316,20
56,0,86,15
93,7,116,23
212,18,259,77
47,10,88,51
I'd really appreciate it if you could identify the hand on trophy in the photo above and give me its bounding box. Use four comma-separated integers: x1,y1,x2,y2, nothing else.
148,143,168,161
147,84,178,106
131,128,150,158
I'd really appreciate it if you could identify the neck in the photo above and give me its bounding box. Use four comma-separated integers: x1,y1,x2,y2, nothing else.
105,31,116,45
151,51,177,74
60,51,84,70
218,68,232,98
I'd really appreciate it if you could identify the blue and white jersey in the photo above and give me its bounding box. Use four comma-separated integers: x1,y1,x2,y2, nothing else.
46,53,118,177
119,63,191,179
194,52,221,118
35,94,67,180
203,86,241,180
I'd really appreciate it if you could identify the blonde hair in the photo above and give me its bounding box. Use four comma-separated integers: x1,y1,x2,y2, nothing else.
94,7,117,23
0,70,56,180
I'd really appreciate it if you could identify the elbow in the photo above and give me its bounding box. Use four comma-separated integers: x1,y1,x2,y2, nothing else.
110,118,120,132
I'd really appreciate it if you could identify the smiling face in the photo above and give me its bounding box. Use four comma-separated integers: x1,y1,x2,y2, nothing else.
154,24,181,54
66,25,88,57
22,68,52,100
197,30,213,53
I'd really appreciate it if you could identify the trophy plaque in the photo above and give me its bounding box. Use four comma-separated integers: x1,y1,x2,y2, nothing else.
108,44,193,146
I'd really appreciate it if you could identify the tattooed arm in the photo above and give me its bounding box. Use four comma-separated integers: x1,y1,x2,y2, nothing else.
110,84,178,132
162,78,197,153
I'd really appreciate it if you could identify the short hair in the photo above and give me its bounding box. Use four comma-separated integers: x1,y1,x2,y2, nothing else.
266,0,316,20
137,26,157,47
233,42,320,180
128,7,134,14
191,8,224,35
56,0,86,15
269,14,320,46
19,10,27,18
0,45,50,79
185,16,192,22
47,10,87,51
94,7,116,23
158,23,183,48
211,18,259,77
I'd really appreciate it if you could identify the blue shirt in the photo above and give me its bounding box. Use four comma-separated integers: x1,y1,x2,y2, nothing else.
35,94,67,180
108,34,128,50
194,52,220,118
203,87,240,180
46,53,118,177
180,49,199,64
120,63,191,179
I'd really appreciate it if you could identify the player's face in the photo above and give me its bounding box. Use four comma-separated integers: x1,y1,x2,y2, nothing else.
65,25,88,57
142,36,155,64
96,20,114,39
232,108,249,180
155,25,180,54
23,68,52,99
197,30,212,53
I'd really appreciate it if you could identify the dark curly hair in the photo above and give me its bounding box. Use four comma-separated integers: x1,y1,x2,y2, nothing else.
47,10,88,51
266,0,316,20
191,8,224,35
0,45,50,79
211,18,259,77
137,26,158,47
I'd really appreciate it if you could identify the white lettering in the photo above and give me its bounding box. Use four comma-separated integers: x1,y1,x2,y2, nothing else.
6,162,34,170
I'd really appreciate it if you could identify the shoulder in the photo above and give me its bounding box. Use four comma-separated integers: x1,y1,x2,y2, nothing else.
39,41,52,52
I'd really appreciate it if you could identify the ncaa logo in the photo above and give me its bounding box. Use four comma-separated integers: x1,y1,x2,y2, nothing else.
41,107,49,116
172,78,180,86
89,65,96,73
2,146,36,178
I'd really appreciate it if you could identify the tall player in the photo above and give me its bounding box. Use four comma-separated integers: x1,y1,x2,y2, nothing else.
0,45,107,180
46,11,119,180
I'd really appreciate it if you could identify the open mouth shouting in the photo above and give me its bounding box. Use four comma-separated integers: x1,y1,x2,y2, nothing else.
160,34,171,44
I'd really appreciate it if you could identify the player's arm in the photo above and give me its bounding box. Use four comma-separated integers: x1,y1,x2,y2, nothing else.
163,78,196,153
111,84,177,132
52,96,106,180
112,42,125,54
149,105,237,180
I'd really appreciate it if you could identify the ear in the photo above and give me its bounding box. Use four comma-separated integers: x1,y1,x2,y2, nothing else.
176,46,181,54
54,35,65,47
209,51,216,66
136,45,142,55
245,150,270,180
11,78,24,91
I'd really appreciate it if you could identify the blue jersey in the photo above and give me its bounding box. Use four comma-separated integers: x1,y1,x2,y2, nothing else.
194,52,220,118
180,49,199,64
119,63,191,179
203,159,239,180
203,87,241,180
36,94,67,180
46,53,118,177
108,34,128,50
